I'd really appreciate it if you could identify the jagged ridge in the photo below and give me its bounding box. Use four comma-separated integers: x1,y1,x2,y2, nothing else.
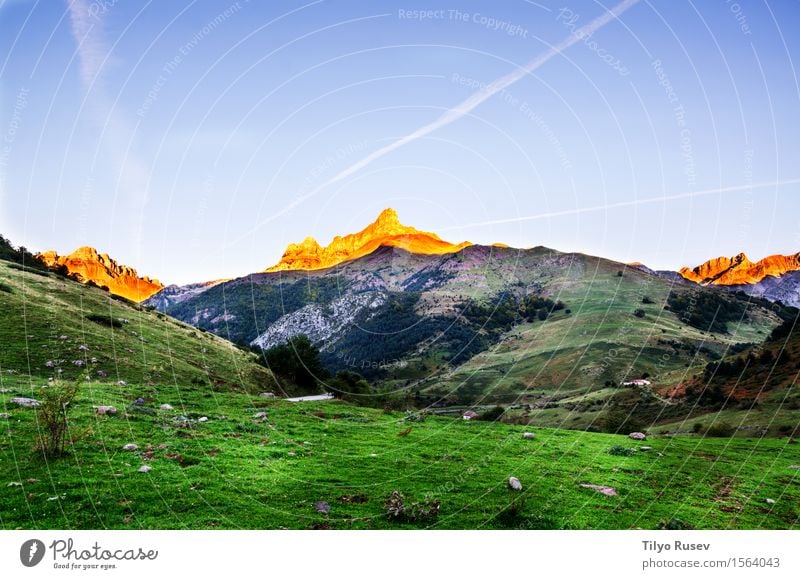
36,246,163,302
679,252,800,286
265,208,471,272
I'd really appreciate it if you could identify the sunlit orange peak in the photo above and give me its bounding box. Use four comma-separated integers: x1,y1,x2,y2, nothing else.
36,246,163,302
679,251,800,286
265,208,472,272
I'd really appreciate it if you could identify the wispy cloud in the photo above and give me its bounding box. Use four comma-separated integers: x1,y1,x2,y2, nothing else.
439,178,800,231
65,0,148,251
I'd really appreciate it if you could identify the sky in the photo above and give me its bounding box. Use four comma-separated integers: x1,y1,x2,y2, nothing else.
1,0,799,284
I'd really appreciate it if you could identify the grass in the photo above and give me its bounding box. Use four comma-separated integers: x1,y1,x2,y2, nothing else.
1,382,798,529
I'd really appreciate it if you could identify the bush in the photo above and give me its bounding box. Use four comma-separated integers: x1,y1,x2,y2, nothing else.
633,309,646,319
479,406,505,422
692,422,703,433
36,377,81,457
642,296,655,304
263,335,328,393
0,282,12,293
86,313,123,328
705,421,735,437
384,491,440,522
607,445,637,456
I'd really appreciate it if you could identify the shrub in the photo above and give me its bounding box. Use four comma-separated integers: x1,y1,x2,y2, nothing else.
479,406,505,422
86,313,123,328
0,282,12,293
607,445,637,456
692,422,703,433
36,377,81,457
633,309,646,318
384,491,440,522
642,296,655,304
263,335,328,393
705,421,735,437
658,518,694,530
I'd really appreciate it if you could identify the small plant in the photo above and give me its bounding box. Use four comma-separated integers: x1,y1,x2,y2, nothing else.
642,296,655,304
384,491,440,522
607,445,637,456
403,410,428,423
86,313,123,328
35,376,82,457
633,308,646,318
692,422,703,433
616,270,623,277
657,518,694,530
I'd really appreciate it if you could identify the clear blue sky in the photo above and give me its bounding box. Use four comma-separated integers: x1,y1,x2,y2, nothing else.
1,0,798,284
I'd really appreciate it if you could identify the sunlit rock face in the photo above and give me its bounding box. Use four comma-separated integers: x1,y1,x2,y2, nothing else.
679,252,800,286
37,246,163,302
265,208,472,272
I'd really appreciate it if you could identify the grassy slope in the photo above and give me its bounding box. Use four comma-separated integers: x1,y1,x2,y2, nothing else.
0,260,276,396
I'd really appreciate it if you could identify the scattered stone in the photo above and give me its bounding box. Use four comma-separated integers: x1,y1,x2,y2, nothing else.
462,410,479,420
640,446,653,452
7,481,22,487
314,501,331,514
766,498,776,505
198,416,208,423
580,483,618,496
133,397,145,406
44,361,54,368
0,388,10,393
789,465,800,469
117,380,127,386
137,465,152,473
90,357,98,363
10,397,40,408
78,345,89,351
122,444,138,451
629,432,647,441
26,478,39,484
508,477,523,491
59,335,68,340
97,370,107,378
159,404,174,411
258,392,277,398
73,360,85,367
254,412,268,419
94,406,117,416
287,451,296,456
0,413,10,419
522,432,535,439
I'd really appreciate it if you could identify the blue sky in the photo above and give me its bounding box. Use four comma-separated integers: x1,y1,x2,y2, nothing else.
1,0,799,284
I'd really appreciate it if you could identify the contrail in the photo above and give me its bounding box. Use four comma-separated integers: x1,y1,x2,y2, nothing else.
258,0,640,226
325,0,640,186
439,177,800,231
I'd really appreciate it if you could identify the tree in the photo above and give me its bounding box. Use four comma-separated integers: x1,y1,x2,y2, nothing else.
263,335,327,392
326,370,371,404
36,376,81,457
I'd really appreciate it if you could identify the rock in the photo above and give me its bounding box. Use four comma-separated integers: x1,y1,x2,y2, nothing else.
580,483,618,496
639,446,653,452
766,498,776,505
7,481,22,487
122,443,138,451
628,432,647,441
138,465,152,473
78,345,89,351
314,501,331,514
522,432,535,439
254,412,268,419
789,465,800,469
10,397,40,408
95,405,117,415
258,392,277,398
198,416,208,422
117,380,127,386
133,397,145,406
0,387,11,393
159,404,174,410
508,477,523,491
0,413,10,419
26,478,39,483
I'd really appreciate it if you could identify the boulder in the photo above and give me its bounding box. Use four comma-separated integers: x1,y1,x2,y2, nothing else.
198,416,208,423
159,404,174,410
259,392,277,398
95,405,117,415
138,465,152,473
522,432,535,439
508,477,523,491
639,446,653,452
122,443,138,451
314,501,331,514
766,498,776,505
254,412,268,419
10,397,40,408
628,432,647,441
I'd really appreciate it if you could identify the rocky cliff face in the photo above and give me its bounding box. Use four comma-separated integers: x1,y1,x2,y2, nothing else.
679,252,800,286
265,208,471,272
37,246,163,302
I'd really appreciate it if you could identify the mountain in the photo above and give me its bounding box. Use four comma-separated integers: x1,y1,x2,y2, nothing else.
36,246,163,302
265,208,471,272
679,252,800,285
144,279,228,311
